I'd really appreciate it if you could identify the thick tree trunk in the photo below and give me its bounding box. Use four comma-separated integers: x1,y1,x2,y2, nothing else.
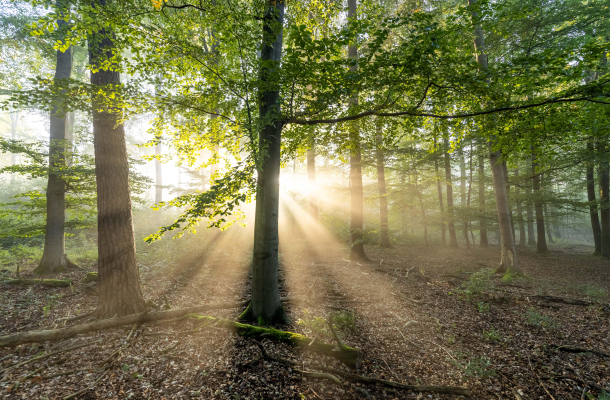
459,146,470,248
434,139,447,246
241,0,289,325
477,146,488,247
35,1,75,275
443,137,458,247
502,161,516,243
586,141,602,255
598,150,610,257
532,150,548,253
376,129,392,248
347,0,368,261
514,169,526,247
88,0,145,317
489,141,520,273
155,143,162,203
307,146,318,220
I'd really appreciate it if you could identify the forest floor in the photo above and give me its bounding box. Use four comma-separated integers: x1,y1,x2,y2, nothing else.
1,233,609,400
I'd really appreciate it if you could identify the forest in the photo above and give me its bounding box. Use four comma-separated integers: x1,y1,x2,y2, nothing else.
0,0,609,398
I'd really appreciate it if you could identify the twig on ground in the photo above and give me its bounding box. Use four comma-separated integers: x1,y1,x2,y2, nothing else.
527,354,555,400
62,367,110,400
549,344,610,358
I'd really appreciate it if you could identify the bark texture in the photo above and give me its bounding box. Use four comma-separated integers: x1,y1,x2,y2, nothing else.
443,137,458,247
459,146,470,248
531,150,548,253
245,0,289,325
376,130,392,248
347,0,368,261
88,0,145,317
599,153,610,257
489,142,520,273
35,0,75,275
477,146,488,247
586,141,602,255
514,169,526,247
526,158,536,246
434,139,447,246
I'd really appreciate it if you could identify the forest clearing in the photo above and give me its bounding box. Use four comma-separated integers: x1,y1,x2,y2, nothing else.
1,0,609,397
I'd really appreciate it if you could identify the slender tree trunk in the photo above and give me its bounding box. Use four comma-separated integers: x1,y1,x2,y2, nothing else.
544,202,554,243
526,158,536,246
307,146,318,220
466,144,474,247
514,169,526,246
459,145,470,248
598,141,610,257
35,0,76,275
88,0,145,317
586,141,602,255
348,0,368,261
532,149,548,253
490,141,520,272
155,143,162,203
241,0,289,325
376,126,392,248
478,145,488,247
502,161,516,243
443,136,458,247
434,139,447,246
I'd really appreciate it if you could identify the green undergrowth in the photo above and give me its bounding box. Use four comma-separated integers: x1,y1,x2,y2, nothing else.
450,351,497,380
524,309,560,330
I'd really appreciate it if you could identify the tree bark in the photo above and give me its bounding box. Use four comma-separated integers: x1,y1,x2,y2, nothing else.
459,145,470,248
586,141,602,255
434,139,447,246
490,141,520,273
35,0,75,275
443,136,458,247
88,0,145,317
598,142,610,257
543,201,554,244
307,146,318,220
376,126,392,248
477,144,488,247
526,158,536,246
514,169,526,247
347,0,368,261
241,0,289,325
531,149,548,253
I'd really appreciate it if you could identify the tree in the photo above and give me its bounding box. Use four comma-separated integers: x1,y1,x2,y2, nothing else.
35,0,77,274
586,140,602,255
443,135,458,247
435,139,447,246
376,121,391,248
477,142,487,246
532,149,548,253
88,0,145,317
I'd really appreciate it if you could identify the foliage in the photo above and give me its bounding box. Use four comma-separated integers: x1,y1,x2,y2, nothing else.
524,309,560,329
450,352,497,380
458,269,494,301
578,284,608,300
482,326,501,342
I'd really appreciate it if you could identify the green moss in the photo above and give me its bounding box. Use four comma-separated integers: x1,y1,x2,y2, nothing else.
238,303,253,321
82,272,98,283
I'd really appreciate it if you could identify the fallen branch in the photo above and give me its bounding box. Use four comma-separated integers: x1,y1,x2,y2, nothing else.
524,294,590,306
62,367,110,400
253,342,470,396
549,344,610,358
3,279,72,287
297,370,341,384
0,300,249,348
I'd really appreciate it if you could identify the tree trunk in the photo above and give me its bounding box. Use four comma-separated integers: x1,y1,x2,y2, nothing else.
88,0,145,317
502,161,516,243
526,158,536,246
544,202,554,244
459,145,470,248
240,0,289,325
490,140,520,273
598,143,610,257
434,139,447,246
443,136,458,247
586,141,602,255
532,149,548,253
477,145,488,247
155,143,162,203
514,169,526,247
307,146,318,221
376,127,392,248
348,0,368,261
35,1,75,275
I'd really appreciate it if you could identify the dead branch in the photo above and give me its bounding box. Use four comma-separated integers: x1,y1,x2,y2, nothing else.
549,344,610,358
0,300,249,348
297,370,341,385
523,294,591,306
253,341,470,396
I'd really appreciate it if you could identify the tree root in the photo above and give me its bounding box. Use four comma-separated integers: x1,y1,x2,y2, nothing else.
252,341,470,396
523,294,591,306
297,370,341,384
3,279,72,287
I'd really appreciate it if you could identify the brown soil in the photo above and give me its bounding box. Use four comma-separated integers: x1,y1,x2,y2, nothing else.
1,239,609,399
